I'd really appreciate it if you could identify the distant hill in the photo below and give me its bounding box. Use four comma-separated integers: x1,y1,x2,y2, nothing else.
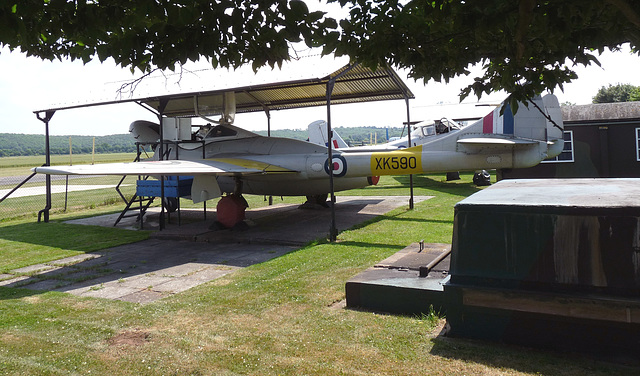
0,134,136,157
0,126,405,157
255,126,405,146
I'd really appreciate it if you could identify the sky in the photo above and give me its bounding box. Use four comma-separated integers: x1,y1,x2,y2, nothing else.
1,44,640,137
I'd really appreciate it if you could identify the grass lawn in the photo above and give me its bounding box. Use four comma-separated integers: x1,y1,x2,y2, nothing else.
0,173,635,375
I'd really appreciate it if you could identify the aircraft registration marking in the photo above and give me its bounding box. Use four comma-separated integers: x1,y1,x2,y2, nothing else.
370,146,422,175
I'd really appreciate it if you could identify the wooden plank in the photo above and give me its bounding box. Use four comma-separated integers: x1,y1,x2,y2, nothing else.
462,288,640,323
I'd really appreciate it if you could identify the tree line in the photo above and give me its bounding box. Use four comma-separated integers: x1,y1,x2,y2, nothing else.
0,126,405,157
593,84,640,104
254,126,404,146
0,134,136,157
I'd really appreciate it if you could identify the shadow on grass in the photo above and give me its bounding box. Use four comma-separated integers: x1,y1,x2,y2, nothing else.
345,214,454,236
0,285,42,300
331,240,407,250
429,335,640,375
389,174,482,197
0,222,148,252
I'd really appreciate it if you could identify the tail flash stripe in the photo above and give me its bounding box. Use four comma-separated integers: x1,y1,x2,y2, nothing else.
503,103,514,134
483,112,493,133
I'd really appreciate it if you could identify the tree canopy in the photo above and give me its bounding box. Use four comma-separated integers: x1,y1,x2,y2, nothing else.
592,83,640,103
2,1,640,108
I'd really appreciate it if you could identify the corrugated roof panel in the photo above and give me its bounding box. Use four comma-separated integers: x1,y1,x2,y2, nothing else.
36,62,414,118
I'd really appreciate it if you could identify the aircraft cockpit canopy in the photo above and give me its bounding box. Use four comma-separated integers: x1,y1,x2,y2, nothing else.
421,124,437,137
412,118,463,140
435,118,462,134
195,124,238,140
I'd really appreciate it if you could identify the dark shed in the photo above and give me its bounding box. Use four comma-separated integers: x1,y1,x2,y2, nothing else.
500,101,640,179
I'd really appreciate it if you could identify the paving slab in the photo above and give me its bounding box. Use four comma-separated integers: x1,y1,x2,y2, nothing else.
48,254,102,266
1,195,431,303
119,290,169,304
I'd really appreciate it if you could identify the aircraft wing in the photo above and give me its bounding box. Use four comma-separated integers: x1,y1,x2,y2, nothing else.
32,158,297,176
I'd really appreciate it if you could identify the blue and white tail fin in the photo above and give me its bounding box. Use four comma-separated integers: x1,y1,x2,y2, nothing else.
307,120,349,149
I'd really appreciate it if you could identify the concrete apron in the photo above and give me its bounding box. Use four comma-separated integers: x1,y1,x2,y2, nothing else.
0,196,432,304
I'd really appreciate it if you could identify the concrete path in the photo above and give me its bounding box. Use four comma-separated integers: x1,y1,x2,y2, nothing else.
0,196,432,303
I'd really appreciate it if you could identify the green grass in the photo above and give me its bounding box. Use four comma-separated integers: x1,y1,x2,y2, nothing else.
0,153,138,180
0,153,137,170
0,173,635,375
1,153,140,223
0,222,149,274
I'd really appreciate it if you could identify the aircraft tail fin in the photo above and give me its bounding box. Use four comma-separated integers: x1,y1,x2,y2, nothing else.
477,94,563,143
307,120,349,149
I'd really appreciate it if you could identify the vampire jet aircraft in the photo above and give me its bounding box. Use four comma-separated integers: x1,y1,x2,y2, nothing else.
308,95,563,155
32,94,563,227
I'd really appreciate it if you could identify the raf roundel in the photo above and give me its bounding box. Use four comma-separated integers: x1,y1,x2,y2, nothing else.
324,155,348,177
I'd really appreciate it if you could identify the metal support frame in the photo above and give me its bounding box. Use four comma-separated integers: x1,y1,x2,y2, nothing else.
0,172,37,205
326,64,358,241
157,98,169,230
35,110,56,222
405,97,414,209
264,108,274,206
388,72,415,210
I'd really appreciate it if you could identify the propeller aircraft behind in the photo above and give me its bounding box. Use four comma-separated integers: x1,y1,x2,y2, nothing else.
33,94,563,228
309,95,564,156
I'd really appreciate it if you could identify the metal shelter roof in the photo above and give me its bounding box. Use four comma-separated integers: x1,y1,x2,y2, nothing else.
34,62,414,118
31,60,416,240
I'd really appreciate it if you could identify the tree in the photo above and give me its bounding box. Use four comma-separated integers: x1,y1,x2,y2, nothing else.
2,1,640,109
1,0,335,71
593,83,640,103
332,0,640,110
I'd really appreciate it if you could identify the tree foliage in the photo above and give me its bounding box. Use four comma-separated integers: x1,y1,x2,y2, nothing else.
2,1,640,108
0,134,137,157
0,127,405,157
1,0,335,72
256,126,404,145
334,0,640,110
592,83,640,103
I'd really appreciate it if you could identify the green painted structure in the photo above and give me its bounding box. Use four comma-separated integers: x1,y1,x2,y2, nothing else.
500,101,640,179
445,178,640,355
347,178,640,357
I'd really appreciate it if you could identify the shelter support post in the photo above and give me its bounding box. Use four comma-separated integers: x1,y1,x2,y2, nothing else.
405,97,414,209
326,81,338,242
326,64,358,242
265,108,273,206
387,67,415,210
157,98,169,230
35,110,56,222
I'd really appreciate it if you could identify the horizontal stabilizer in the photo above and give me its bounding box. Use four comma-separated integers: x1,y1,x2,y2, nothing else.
457,135,539,154
457,137,537,146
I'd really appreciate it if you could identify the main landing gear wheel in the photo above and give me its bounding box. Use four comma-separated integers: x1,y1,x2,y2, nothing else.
163,197,178,213
300,194,330,209
473,170,491,186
